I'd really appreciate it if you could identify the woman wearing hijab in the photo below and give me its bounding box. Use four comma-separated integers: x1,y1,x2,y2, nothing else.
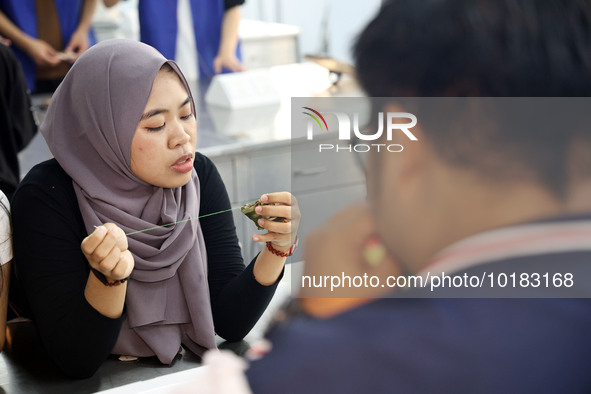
10,39,299,378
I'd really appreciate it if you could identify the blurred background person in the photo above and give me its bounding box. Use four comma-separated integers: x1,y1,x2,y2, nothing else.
0,41,36,200
137,0,246,80
0,0,99,93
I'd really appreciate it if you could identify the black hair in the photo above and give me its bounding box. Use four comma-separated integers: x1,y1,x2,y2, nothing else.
355,0,591,97
354,0,591,197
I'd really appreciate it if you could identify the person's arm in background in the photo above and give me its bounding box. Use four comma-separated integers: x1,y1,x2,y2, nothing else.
64,0,98,61
213,4,246,73
2,42,37,153
0,11,60,66
103,0,120,7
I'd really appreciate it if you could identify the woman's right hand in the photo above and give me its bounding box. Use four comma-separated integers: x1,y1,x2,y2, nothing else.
81,223,134,282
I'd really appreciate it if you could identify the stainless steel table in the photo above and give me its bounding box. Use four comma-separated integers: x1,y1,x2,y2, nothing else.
0,263,295,393
0,318,249,394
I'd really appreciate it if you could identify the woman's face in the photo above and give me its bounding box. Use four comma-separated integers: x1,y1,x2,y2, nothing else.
130,68,197,188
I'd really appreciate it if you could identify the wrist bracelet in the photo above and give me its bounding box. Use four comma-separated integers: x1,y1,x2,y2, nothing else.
89,266,128,287
266,236,298,258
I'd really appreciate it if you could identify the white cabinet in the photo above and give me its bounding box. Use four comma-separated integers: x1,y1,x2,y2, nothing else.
239,20,300,69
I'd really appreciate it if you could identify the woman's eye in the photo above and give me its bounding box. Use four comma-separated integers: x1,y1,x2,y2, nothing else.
146,124,165,132
181,113,194,121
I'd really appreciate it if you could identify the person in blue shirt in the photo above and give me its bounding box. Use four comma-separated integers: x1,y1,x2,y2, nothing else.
137,0,246,80
0,0,100,92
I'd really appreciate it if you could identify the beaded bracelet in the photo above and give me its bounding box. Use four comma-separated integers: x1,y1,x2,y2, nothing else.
90,266,129,287
266,236,299,257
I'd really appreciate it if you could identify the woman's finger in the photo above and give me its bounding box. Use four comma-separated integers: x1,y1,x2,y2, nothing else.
103,222,128,251
255,204,292,220
260,192,297,206
253,231,291,245
257,218,291,234
81,225,108,256
109,250,134,280
90,227,119,262
98,247,121,273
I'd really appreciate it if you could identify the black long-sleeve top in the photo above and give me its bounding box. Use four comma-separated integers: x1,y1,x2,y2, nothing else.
10,152,279,378
0,44,37,200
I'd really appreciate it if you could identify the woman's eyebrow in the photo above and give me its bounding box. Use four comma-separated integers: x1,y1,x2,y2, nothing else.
180,97,191,108
140,108,167,120
140,97,191,120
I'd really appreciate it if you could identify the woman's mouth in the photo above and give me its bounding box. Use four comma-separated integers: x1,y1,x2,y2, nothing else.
171,154,194,173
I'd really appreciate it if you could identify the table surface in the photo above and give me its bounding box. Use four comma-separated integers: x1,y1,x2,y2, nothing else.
0,264,296,394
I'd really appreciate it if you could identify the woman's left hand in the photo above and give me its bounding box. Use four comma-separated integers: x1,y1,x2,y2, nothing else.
251,192,300,250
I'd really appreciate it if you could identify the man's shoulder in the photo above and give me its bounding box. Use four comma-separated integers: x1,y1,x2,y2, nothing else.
267,295,591,352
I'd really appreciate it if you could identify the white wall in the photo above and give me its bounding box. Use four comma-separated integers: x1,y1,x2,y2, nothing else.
241,0,381,64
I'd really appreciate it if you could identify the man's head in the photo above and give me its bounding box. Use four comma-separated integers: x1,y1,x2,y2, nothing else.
355,0,591,97
353,0,591,273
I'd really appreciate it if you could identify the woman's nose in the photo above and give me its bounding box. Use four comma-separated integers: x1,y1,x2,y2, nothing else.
169,120,191,148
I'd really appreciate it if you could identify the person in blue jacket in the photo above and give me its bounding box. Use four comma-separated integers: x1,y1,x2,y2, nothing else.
137,0,246,80
0,0,99,92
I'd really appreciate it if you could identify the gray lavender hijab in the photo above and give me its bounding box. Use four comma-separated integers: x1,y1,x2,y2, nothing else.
40,39,216,363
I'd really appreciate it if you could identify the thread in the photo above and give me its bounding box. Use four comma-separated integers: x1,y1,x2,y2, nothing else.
92,206,243,236
123,206,242,236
